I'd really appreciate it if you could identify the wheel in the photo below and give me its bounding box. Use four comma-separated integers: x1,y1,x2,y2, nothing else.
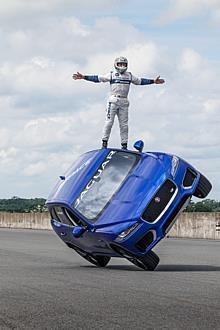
78,252,110,267
66,243,111,267
92,255,111,267
111,245,159,271
193,173,212,198
138,250,160,271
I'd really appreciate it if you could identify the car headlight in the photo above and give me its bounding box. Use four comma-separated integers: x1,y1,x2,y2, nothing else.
117,222,139,240
171,156,179,178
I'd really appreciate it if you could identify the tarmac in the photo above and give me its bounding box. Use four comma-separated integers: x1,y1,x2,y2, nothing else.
0,229,220,329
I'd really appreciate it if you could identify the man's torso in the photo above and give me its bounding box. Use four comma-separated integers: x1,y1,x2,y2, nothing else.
109,71,132,98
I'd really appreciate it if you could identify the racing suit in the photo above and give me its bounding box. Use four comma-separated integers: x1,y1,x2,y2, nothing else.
84,70,154,145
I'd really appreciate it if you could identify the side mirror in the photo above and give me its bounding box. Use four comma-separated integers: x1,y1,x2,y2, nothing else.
72,226,86,238
133,140,144,153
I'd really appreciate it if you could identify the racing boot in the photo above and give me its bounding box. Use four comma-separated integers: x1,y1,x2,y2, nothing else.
121,143,127,150
102,140,108,149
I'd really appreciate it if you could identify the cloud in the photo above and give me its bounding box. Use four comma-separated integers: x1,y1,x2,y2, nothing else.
0,5,219,199
0,147,19,176
211,8,220,25
156,0,220,25
0,128,11,148
0,0,121,20
176,48,215,91
23,161,47,176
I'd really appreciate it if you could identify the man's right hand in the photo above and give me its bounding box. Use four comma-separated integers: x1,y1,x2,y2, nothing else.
72,72,85,80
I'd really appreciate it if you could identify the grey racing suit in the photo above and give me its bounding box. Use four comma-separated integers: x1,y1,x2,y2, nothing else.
84,70,154,145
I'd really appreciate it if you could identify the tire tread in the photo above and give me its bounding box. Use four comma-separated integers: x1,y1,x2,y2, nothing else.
193,173,212,198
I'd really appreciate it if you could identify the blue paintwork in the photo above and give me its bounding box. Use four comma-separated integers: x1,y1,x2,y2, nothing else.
46,143,205,259
133,140,144,152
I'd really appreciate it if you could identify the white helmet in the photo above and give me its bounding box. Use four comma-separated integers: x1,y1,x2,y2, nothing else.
114,56,128,73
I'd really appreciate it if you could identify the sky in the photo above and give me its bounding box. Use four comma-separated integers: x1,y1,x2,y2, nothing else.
0,0,219,200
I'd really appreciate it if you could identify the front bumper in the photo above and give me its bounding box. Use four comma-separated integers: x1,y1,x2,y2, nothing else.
111,162,199,257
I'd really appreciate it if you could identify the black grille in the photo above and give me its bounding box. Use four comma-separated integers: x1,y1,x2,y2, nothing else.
142,180,177,223
183,168,197,188
162,195,189,235
51,206,83,226
135,231,154,251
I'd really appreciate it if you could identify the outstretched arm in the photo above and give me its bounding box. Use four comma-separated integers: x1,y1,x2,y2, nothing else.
72,72,111,83
131,74,165,85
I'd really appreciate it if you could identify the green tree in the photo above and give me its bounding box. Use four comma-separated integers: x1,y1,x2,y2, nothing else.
0,197,47,213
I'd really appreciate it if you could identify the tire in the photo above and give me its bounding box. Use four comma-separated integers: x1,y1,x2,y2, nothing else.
79,252,110,267
66,243,111,267
111,245,159,271
92,256,111,267
138,250,160,271
193,173,212,199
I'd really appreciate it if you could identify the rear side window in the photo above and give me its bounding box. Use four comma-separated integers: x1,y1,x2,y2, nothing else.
73,151,138,221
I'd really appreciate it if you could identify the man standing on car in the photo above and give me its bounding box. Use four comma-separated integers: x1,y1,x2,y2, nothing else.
73,56,165,149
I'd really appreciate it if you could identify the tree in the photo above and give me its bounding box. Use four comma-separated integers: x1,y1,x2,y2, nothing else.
0,198,47,213
185,199,220,212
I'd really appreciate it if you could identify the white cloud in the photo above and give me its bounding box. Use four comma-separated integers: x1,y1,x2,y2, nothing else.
7,30,31,50
0,129,11,148
178,48,204,72
176,48,215,90
0,0,120,19
0,147,17,162
15,104,104,149
23,161,47,176
203,99,220,116
211,8,220,25
64,17,90,37
0,5,219,199
0,148,19,175
30,57,55,69
157,0,220,25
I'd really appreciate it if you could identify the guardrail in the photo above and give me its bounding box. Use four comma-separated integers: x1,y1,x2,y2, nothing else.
0,212,220,239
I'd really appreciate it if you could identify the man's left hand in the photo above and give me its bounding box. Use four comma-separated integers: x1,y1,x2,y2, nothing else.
154,76,165,84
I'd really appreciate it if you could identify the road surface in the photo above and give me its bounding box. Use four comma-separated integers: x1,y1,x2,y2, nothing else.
0,229,220,329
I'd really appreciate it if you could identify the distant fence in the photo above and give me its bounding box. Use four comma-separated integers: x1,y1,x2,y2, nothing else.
0,212,220,239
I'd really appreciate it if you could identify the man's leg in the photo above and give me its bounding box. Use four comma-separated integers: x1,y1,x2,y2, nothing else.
102,102,117,148
117,102,129,149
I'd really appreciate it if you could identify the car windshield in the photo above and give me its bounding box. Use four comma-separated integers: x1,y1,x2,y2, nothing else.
73,151,139,222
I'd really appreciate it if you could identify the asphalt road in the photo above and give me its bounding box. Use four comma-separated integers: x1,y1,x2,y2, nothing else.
0,229,220,329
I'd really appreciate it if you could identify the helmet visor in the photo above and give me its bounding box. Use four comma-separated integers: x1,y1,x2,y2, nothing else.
117,62,127,68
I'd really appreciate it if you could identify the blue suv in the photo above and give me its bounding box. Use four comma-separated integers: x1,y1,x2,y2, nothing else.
46,141,212,270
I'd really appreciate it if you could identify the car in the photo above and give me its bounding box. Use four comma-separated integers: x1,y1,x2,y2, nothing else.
46,140,212,270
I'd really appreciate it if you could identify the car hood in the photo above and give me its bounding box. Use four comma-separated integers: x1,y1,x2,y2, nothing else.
94,153,171,227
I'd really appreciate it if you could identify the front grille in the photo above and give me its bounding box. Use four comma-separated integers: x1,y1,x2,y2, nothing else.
135,231,154,251
51,206,83,227
142,180,177,223
183,168,197,188
162,195,190,235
